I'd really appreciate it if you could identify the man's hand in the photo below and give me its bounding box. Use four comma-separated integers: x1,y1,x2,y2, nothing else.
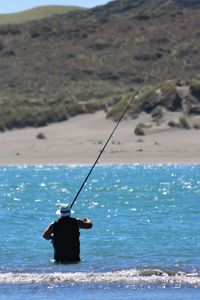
78,218,93,229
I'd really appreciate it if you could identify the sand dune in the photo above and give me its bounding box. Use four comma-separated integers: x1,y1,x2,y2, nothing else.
0,111,199,165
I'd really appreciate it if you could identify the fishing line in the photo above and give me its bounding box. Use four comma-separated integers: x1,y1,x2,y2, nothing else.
70,74,149,209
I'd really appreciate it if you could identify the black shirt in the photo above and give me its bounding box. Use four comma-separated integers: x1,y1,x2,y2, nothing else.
52,217,80,262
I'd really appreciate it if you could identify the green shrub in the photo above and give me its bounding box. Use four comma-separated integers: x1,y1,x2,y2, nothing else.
135,85,157,113
107,97,132,121
190,80,200,98
168,120,177,127
0,123,5,132
168,116,190,129
179,116,190,129
36,132,46,139
159,80,182,111
0,26,21,35
134,123,145,136
193,123,200,129
133,51,163,61
151,106,163,124
0,42,4,51
84,100,106,113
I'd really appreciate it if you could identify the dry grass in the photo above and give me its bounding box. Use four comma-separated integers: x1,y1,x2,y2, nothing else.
0,6,85,25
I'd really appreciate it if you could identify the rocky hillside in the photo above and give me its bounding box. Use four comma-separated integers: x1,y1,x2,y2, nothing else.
0,0,200,130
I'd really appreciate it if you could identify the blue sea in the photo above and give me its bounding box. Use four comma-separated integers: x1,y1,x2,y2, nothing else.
0,164,200,299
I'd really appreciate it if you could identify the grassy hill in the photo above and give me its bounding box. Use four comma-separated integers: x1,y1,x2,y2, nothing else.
0,0,200,131
0,5,85,25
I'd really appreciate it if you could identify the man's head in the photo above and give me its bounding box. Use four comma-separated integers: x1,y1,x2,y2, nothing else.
56,204,71,217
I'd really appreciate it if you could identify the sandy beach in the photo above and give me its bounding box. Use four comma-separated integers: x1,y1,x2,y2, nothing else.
0,111,199,165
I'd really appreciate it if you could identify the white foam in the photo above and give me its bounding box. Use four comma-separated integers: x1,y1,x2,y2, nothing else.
0,269,200,285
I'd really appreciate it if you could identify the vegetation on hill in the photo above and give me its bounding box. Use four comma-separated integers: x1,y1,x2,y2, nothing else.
0,0,200,131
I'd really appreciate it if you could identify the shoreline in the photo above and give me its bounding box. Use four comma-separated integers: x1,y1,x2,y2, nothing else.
1,162,200,166
0,111,199,165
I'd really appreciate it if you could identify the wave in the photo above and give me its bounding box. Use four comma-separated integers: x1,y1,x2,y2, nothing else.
0,268,200,286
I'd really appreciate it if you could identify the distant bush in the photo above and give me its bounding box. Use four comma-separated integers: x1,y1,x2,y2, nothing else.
168,116,190,129
67,53,75,58
0,122,5,132
134,85,158,113
0,42,4,51
179,116,190,129
0,100,85,131
2,50,15,56
107,94,135,121
133,80,186,117
36,132,46,139
151,106,163,124
134,35,147,45
158,80,182,111
134,51,163,61
193,122,200,129
0,26,21,35
134,123,145,136
190,80,200,98
99,71,120,81
168,120,177,127
89,42,112,51
84,100,106,113
150,37,169,44
67,102,85,116
30,32,40,38
134,14,150,20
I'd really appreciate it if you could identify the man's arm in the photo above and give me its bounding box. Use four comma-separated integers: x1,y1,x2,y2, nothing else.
77,218,93,229
43,222,54,240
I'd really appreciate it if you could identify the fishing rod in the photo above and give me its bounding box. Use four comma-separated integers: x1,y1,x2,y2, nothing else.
70,74,149,209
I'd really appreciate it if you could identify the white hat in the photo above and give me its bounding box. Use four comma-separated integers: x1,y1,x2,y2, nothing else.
56,204,71,217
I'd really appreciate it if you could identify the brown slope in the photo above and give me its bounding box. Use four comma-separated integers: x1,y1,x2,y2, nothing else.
0,0,200,130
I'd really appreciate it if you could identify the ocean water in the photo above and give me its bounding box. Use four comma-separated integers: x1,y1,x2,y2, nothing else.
0,164,200,299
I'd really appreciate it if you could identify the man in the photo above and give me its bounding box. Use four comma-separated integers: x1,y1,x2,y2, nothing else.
43,204,93,263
